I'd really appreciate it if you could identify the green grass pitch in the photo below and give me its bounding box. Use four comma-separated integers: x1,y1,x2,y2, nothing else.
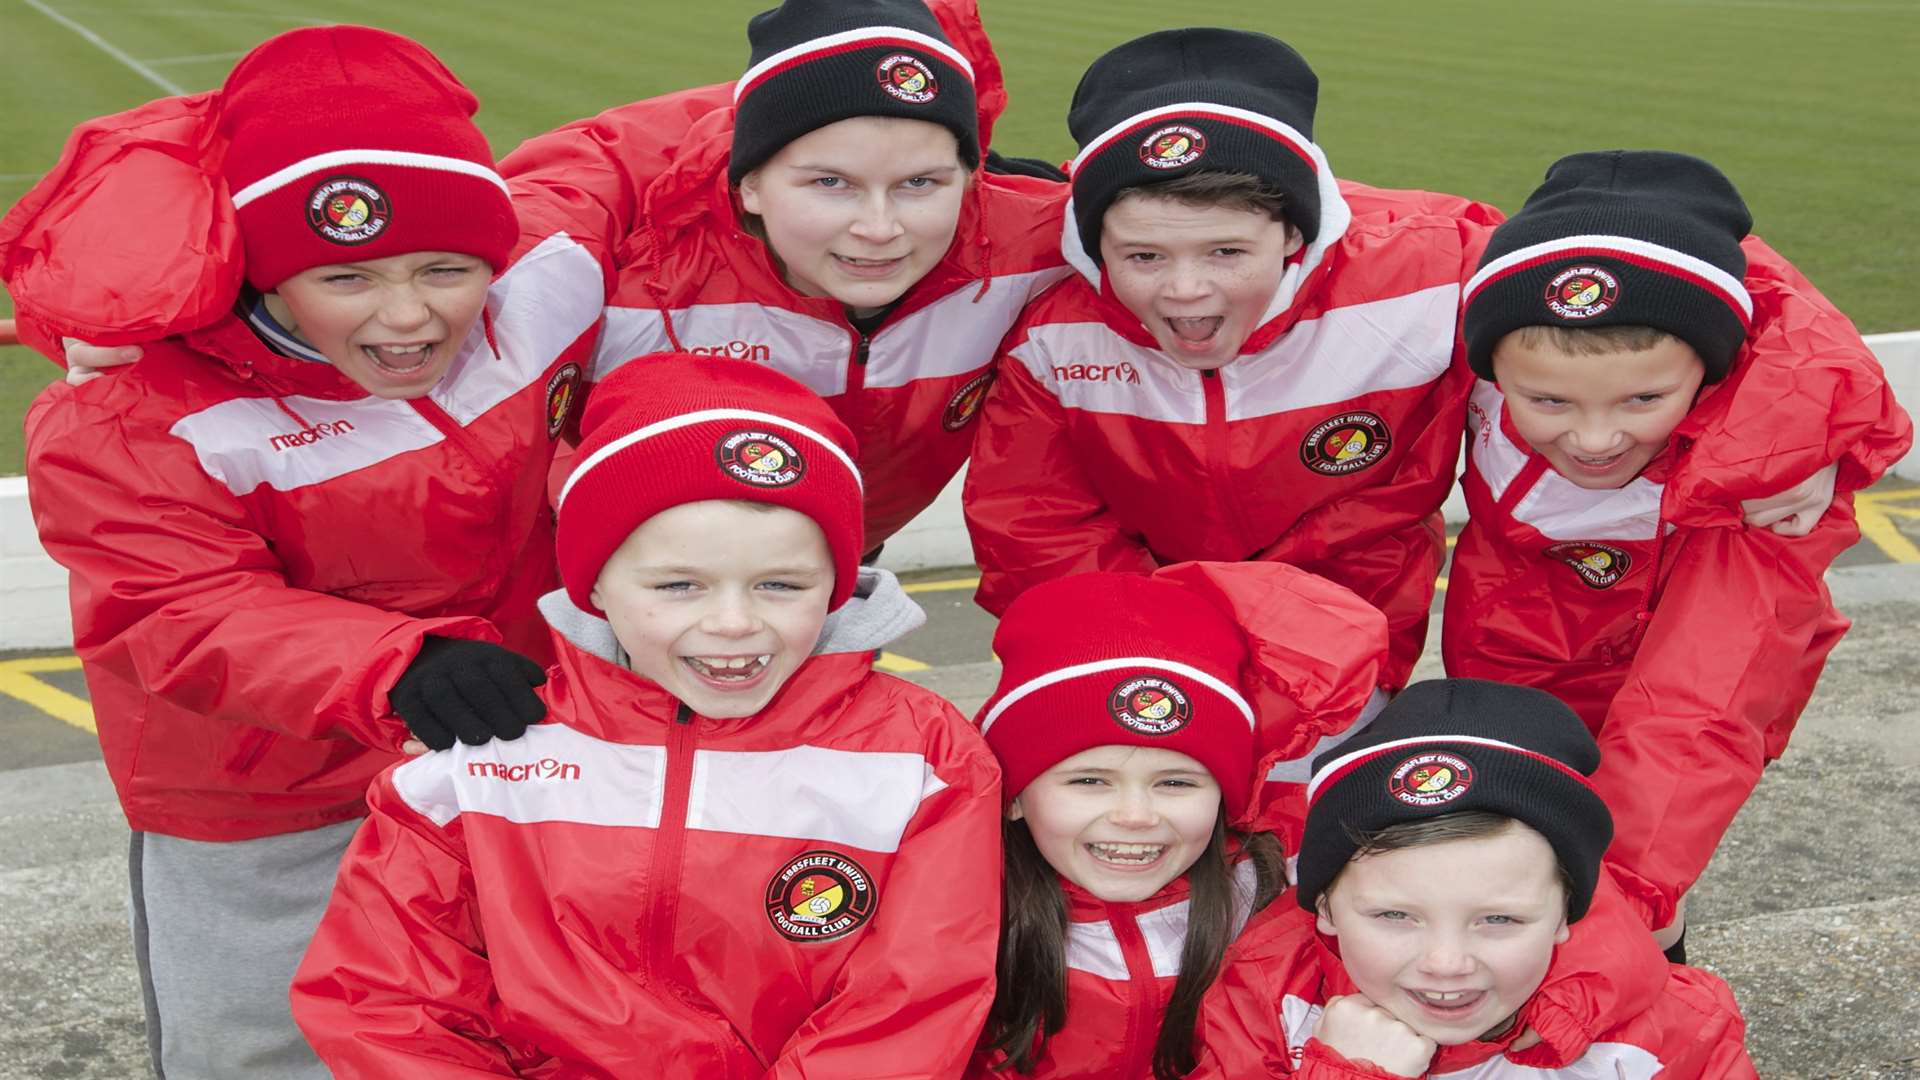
3,0,1916,474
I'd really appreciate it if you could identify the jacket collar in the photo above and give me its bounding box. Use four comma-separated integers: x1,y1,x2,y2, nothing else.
175,310,371,398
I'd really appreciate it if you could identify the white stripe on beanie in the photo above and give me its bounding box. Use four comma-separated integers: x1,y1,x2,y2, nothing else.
555,407,864,513
980,655,1255,736
1304,732,1586,804
1068,101,1316,179
230,149,510,209
1464,233,1753,320
734,25,974,103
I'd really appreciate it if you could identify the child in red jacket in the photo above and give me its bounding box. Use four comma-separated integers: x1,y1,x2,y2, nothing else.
962,27,1485,691
1442,151,1912,955
969,560,1388,1080
292,354,1003,1078
1196,679,1755,1078
9,27,601,1078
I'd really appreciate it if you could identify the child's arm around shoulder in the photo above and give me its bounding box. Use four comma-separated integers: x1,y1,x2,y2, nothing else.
765,683,1004,1080
291,758,520,1077
25,376,497,752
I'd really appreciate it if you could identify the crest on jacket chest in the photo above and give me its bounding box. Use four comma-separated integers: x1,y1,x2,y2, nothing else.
766,850,878,941
1299,411,1392,476
1543,541,1633,589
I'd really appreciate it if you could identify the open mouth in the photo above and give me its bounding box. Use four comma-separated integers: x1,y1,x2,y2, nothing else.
833,254,907,277
1085,841,1167,867
1565,449,1628,473
1162,316,1224,351
361,343,437,376
1406,987,1487,1018
683,654,773,685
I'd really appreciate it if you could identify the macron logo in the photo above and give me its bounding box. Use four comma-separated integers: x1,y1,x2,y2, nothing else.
1052,362,1141,385
687,340,772,364
269,420,356,452
467,758,583,783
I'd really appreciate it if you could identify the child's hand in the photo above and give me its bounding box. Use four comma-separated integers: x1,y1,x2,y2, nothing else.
1315,994,1436,1077
61,338,143,385
1740,462,1837,536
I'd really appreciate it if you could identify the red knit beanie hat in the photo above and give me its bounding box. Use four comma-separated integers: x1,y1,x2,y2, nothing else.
556,353,865,614
978,561,1389,832
216,25,516,290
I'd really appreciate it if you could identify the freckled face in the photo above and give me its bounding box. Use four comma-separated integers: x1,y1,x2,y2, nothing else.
1098,195,1302,371
1492,333,1706,490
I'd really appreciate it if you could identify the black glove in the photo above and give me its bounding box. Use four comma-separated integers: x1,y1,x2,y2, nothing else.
391,636,547,751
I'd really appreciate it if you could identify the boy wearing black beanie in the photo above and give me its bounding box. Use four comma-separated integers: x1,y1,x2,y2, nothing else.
1190,679,1755,1078
964,27,1497,699
1445,150,1910,956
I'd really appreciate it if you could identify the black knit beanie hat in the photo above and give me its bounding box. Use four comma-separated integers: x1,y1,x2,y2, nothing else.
1296,678,1613,922
1463,150,1754,384
730,0,980,184
1065,28,1323,262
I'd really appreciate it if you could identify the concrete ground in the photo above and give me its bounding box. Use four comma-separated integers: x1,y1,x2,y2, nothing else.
3,561,1918,1077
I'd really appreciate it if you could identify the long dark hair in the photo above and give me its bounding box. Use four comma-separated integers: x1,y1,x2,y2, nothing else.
985,814,1287,1079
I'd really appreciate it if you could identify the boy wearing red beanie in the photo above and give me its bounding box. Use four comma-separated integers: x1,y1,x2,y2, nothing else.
293,354,1003,1078
11,26,604,1077
1446,151,1911,957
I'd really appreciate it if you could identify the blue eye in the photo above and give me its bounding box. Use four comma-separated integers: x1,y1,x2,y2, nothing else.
814,177,845,189
653,581,696,593
1374,910,1409,921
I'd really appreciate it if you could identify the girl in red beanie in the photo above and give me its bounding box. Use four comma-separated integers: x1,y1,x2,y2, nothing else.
969,561,1389,1080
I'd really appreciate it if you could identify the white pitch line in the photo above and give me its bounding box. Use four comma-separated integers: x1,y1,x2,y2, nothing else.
145,50,246,66
21,0,189,97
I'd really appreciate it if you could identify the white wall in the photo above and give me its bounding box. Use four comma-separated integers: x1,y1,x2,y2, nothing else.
5,334,1917,648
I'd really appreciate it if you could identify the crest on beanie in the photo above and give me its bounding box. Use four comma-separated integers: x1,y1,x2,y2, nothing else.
766,850,878,942
1544,265,1622,321
715,430,806,488
942,369,994,431
1300,411,1392,476
1544,541,1632,589
876,54,939,104
1138,124,1208,170
1388,751,1475,807
1108,675,1193,736
305,177,391,246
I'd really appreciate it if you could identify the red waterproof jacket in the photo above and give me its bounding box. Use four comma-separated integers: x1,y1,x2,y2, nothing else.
1442,237,1913,926
963,179,1498,688
8,96,606,840
292,585,1002,1078
499,0,1070,546
1192,872,1756,1079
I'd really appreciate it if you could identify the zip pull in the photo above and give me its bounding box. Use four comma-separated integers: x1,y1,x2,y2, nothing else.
1201,368,1218,380
674,701,694,725
854,332,872,366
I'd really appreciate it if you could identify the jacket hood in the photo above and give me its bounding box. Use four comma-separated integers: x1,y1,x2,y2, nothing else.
536,564,925,665
1661,235,1912,526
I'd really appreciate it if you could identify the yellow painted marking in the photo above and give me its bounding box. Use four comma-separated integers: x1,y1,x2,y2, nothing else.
1445,534,1458,549
902,576,980,595
1434,575,1448,593
873,652,931,673
1854,490,1920,564
0,656,96,734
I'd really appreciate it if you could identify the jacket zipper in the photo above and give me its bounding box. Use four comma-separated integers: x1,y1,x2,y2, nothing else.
1199,369,1258,553
410,395,490,472
648,702,698,977
1107,906,1162,1079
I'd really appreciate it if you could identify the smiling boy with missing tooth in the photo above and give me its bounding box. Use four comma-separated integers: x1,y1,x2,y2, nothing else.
1443,150,1910,959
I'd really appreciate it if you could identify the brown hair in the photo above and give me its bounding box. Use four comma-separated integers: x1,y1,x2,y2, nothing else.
1507,323,1681,357
1111,170,1289,224
1333,811,1575,911
985,814,1287,1079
